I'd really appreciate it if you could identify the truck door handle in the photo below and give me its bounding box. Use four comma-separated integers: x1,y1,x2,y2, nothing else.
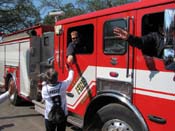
110,57,117,65
148,115,166,124
66,92,74,97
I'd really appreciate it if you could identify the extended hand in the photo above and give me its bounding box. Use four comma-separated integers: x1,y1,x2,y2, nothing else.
113,27,129,41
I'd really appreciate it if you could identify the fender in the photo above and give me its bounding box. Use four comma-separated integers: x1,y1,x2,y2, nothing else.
83,91,148,131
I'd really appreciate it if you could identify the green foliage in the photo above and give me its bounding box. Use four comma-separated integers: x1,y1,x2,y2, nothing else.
40,0,137,25
43,15,55,26
0,0,138,32
0,0,41,33
40,1,85,25
76,0,134,12
60,3,85,19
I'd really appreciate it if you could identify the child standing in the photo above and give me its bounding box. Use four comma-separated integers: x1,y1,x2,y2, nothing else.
41,67,74,131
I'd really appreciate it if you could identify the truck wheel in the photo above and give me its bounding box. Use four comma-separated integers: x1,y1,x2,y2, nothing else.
8,78,21,106
89,103,144,131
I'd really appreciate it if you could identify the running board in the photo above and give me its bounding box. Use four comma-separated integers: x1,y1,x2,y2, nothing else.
32,100,45,116
67,115,83,129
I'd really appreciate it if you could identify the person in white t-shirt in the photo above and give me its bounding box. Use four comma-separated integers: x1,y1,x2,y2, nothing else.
41,66,74,131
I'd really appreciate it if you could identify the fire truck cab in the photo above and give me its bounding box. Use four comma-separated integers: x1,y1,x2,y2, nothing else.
53,0,175,130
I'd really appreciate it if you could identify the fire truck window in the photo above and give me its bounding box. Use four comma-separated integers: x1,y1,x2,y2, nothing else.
104,19,127,55
141,12,164,57
142,12,164,35
44,37,49,46
67,24,94,54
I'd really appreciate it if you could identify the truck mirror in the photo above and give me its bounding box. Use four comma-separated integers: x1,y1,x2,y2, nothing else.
163,48,175,70
55,25,63,35
163,9,175,71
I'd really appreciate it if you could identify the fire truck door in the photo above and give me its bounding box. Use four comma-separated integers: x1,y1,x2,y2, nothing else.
63,22,97,115
133,7,175,131
96,12,135,85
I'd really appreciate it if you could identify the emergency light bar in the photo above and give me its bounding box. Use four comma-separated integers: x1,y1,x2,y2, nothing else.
48,10,65,23
48,11,65,17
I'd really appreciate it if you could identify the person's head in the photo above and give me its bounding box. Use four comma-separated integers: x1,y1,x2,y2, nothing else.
46,68,58,84
71,31,79,44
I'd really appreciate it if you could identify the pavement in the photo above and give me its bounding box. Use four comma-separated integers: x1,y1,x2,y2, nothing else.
0,89,81,131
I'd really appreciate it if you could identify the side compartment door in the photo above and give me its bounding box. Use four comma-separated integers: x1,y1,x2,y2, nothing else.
20,40,30,96
40,32,54,73
0,45,5,85
29,36,41,98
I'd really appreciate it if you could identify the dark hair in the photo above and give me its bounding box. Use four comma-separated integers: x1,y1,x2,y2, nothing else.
46,68,58,84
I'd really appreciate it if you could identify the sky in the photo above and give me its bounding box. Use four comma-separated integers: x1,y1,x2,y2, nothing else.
32,0,76,19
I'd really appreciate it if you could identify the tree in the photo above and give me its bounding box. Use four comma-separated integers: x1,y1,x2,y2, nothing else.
76,0,136,12
39,0,85,25
0,0,41,33
43,15,55,26
40,0,137,25
43,3,85,25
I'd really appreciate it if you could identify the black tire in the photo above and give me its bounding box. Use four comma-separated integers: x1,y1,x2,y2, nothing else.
8,78,21,106
88,103,144,131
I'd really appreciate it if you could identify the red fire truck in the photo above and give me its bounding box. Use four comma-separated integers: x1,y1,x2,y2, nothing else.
0,0,175,130
0,25,54,104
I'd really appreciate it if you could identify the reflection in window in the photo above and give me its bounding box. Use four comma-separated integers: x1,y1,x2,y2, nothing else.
104,19,127,55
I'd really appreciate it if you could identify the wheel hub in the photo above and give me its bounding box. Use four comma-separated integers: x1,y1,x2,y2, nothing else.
102,119,133,131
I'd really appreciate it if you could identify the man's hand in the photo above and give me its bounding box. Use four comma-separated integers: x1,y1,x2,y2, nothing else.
67,55,74,65
113,27,129,41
